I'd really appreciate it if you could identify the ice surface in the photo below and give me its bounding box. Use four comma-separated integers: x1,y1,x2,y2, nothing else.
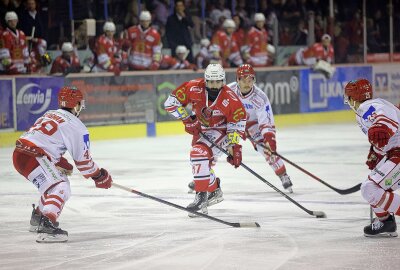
1,123,400,270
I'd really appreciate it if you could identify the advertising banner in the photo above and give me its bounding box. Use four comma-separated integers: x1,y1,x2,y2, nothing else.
373,64,400,107
16,77,64,130
0,79,14,129
300,66,372,113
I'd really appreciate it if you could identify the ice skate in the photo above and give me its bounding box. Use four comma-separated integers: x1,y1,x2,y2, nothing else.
187,191,208,217
364,214,398,237
279,173,293,193
188,181,195,193
207,178,224,206
29,204,58,232
36,216,68,243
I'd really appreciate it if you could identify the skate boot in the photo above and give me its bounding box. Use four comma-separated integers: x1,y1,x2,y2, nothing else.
188,181,195,193
364,214,398,237
279,173,293,193
36,215,68,243
207,178,224,206
29,204,58,232
187,191,208,217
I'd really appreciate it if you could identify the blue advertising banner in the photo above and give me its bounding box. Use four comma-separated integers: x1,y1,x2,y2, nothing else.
16,77,64,130
0,79,14,129
300,66,373,113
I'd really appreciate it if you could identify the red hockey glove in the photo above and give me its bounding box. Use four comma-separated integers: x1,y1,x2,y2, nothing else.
55,157,73,176
227,144,242,168
368,123,394,148
263,132,277,154
366,146,384,170
92,168,113,189
182,115,201,135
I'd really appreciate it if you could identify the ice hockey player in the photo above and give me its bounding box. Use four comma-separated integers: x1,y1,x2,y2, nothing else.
228,64,293,192
12,86,113,243
164,63,246,216
344,78,400,237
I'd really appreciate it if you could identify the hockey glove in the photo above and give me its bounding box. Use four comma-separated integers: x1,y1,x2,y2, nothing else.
182,115,201,135
368,123,394,148
92,168,113,189
263,132,277,154
366,146,384,170
55,157,73,176
227,144,242,168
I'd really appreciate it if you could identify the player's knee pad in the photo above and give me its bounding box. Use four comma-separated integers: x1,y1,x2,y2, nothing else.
361,180,385,206
190,143,213,192
190,143,213,162
41,181,71,220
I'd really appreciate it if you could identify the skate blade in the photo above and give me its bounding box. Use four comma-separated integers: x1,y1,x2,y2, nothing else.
36,233,68,243
285,187,293,193
207,197,224,207
364,232,398,238
188,208,208,218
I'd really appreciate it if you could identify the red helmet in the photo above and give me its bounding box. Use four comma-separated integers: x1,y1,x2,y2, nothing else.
58,86,84,109
236,64,255,81
344,78,373,102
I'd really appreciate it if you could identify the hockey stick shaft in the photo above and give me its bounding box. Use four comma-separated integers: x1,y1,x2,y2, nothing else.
112,182,260,228
248,137,361,195
201,133,326,218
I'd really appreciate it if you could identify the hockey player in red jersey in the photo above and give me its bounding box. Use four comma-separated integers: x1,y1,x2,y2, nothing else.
50,42,81,75
228,64,293,192
12,86,113,243
344,78,400,237
164,64,246,215
0,11,30,74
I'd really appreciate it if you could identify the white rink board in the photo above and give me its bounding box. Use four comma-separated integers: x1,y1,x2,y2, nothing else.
1,123,400,270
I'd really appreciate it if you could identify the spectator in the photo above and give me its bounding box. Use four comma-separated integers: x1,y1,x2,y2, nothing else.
210,18,242,67
194,38,211,69
123,10,162,70
165,0,194,63
209,0,231,28
152,0,169,35
0,11,30,74
19,0,45,40
50,42,81,75
333,23,349,63
292,19,308,45
347,10,363,54
232,14,246,50
123,0,142,28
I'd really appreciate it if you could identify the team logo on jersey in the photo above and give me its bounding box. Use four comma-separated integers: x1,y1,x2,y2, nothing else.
83,134,90,149
222,99,229,107
189,86,202,93
32,173,46,189
243,103,253,110
362,106,376,122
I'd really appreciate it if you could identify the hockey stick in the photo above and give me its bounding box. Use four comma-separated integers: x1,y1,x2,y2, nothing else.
112,182,260,228
200,132,327,218
247,137,361,195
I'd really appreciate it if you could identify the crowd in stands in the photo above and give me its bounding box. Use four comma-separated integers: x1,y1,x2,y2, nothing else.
0,0,399,75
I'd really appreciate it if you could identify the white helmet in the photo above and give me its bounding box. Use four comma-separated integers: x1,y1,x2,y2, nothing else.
254,13,266,22
267,44,275,54
223,19,236,29
175,45,188,54
5,11,18,21
139,11,151,21
103,21,116,32
200,38,210,47
322,33,331,41
204,64,225,82
61,42,74,52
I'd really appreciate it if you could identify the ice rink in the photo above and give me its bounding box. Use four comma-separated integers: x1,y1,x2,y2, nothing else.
1,122,400,270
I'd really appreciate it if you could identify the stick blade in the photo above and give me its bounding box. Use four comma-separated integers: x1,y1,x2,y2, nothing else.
235,222,261,228
314,211,327,218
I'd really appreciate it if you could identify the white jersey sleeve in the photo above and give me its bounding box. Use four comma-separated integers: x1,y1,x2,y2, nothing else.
357,98,400,153
20,109,100,178
227,82,276,138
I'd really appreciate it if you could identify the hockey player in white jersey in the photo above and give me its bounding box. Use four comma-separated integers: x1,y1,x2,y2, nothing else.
344,78,400,237
12,86,113,243
228,64,293,192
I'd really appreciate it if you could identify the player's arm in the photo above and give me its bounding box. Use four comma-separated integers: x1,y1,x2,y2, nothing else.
367,105,399,149
164,81,201,135
255,94,277,154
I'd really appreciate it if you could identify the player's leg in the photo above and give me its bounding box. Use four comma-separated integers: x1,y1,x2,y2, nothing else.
13,150,69,242
361,157,400,237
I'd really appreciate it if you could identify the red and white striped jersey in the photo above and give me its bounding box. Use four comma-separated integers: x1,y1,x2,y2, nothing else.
227,81,275,137
19,109,99,178
357,98,400,154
